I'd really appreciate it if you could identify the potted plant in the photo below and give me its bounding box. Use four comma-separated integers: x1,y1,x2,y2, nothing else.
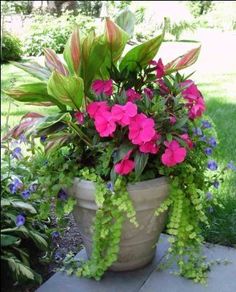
4,18,230,283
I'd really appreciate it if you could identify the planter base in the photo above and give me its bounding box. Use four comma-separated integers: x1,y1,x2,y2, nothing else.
70,177,169,271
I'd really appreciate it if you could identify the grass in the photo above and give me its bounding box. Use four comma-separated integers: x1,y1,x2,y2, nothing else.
1,58,236,247
198,73,236,247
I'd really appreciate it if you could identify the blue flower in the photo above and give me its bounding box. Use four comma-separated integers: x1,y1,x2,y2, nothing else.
206,192,213,200
208,137,217,148
16,214,25,227
227,161,236,171
199,135,207,142
193,127,203,136
9,178,23,194
29,183,38,193
107,181,114,192
12,147,22,159
204,148,213,155
52,231,60,239
57,189,68,201
213,181,220,189
19,134,27,144
21,190,31,199
208,206,214,213
201,120,212,129
40,136,47,143
54,251,63,262
207,160,218,171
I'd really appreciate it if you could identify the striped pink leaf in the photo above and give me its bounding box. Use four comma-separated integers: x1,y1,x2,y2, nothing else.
44,48,69,76
164,46,201,74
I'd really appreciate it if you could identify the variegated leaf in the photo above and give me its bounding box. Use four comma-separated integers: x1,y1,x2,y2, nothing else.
44,48,69,76
10,61,51,81
164,46,201,74
47,71,84,109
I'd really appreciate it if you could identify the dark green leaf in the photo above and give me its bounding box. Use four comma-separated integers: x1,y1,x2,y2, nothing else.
134,152,149,178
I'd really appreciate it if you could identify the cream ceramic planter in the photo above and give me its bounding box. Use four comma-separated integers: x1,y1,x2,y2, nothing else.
70,177,169,271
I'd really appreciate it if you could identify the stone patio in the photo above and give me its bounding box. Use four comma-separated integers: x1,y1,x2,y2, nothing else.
37,234,236,292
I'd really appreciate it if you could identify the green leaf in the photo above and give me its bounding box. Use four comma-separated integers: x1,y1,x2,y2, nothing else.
47,71,84,109
11,201,37,214
2,82,65,110
81,34,108,93
37,113,71,132
10,61,51,81
134,152,149,178
167,133,173,142
119,33,163,72
115,8,135,37
105,17,129,62
113,144,134,163
1,234,20,246
28,231,48,250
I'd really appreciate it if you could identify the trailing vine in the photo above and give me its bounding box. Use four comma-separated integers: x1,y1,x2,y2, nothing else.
73,168,137,280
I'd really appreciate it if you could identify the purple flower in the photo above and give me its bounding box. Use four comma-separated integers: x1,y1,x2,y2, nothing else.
144,88,154,99
227,161,236,171
201,120,212,129
193,127,203,136
21,190,31,199
29,183,38,193
199,135,207,142
19,134,27,144
16,214,25,227
57,189,68,201
208,137,217,148
208,206,214,213
206,192,213,200
9,178,23,194
207,160,218,171
107,182,114,192
213,181,220,189
12,147,22,159
204,147,213,155
40,136,47,143
52,231,60,239
54,251,63,262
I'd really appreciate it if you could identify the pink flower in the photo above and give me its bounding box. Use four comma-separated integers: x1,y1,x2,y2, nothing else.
111,102,137,127
92,79,113,96
114,150,134,175
180,80,206,119
94,110,116,137
156,58,165,78
126,89,141,102
150,58,165,78
139,133,161,154
144,88,154,99
74,111,84,124
87,101,110,119
188,97,205,119
128,113,156,145
169,116,177,125
180,134,193,149
161,140,187,167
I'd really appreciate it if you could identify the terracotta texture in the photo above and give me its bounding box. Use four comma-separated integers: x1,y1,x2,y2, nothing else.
70,177,169,271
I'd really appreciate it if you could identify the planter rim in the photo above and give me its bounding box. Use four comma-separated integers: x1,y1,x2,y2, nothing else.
73,176,168,191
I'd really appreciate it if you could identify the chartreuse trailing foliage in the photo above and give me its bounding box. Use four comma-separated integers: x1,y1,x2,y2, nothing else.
4,15,235,284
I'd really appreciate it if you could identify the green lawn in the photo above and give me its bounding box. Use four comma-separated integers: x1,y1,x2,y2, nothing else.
1,58,236,246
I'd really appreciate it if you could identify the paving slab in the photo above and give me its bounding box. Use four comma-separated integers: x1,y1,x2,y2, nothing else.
140,240,236,292
37,234,236,292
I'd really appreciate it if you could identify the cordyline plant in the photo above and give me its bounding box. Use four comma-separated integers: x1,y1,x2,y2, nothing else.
4,18,232,282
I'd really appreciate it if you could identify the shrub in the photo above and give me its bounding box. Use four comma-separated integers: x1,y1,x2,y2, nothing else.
24,11,95,56
1,31,23,63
